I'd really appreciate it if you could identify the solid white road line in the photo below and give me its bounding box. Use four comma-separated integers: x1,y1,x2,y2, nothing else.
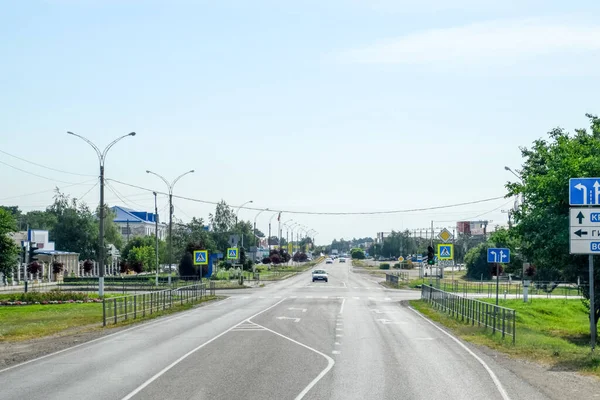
120,298,288,400
0,296,230,375
248,321,335,400
339,298,346,315
408,306,511,400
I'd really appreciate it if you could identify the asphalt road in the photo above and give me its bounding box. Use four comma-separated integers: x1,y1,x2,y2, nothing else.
0,260,552,400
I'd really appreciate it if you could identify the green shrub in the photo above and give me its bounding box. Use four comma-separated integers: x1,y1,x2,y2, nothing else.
379,263,390,270
393,263,401,269
0,291,90,303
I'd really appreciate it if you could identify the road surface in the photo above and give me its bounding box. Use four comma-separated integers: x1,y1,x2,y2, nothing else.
0,259,552,399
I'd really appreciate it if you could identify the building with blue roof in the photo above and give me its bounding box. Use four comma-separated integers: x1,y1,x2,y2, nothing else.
111,205,168,242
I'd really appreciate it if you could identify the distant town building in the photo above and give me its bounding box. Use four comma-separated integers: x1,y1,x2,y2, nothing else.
111,206,167,241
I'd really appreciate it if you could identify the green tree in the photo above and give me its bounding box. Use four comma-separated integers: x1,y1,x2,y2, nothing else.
351,248,365,259
47,190,97,260
506,114,600,325
0,209,19,280
96,205,123,251
128,245,155,273
23,210,57,231
171,217,215,264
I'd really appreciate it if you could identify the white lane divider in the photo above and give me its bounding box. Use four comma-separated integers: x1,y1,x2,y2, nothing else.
339,298,346,315
408,306,511,400
248,321,335,400
288,307,307,312
332,350,341,355
120,298,288,400
276,316,301,322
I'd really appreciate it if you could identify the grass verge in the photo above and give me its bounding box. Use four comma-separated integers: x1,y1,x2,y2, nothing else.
410,298,600,376
0,296,218,342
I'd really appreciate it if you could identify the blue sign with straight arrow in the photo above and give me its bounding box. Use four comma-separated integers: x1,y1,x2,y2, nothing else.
570,178,600,206
487,248,510,263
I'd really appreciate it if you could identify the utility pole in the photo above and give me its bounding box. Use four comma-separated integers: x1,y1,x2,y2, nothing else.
126,219,130,242
68,131,136,297
154,192,159,286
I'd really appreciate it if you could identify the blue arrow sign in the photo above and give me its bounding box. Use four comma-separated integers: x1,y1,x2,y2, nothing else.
487,248,510,263
570,178,600,205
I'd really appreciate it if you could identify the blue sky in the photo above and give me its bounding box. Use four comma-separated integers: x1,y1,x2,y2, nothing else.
1,0,600,244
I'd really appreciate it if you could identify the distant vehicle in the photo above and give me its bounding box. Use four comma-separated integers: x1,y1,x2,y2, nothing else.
325,258,333,264
312,269,328,283
339,258,346,263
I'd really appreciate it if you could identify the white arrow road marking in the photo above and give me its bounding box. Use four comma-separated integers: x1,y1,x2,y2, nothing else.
276,316,301,322
288,308,307,312
376,319,406,325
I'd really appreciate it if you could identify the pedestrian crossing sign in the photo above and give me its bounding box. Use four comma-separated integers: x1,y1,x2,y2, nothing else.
193,250,208,265
437,244,453,260
227,248,239,260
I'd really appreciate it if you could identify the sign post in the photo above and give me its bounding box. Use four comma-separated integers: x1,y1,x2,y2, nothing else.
487,248,510,306
569,178,600,351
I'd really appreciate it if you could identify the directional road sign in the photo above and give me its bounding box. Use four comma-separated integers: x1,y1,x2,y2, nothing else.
437,244,453,260
228,235,240,247
570,178,600,205
193,250,208,265
227,247,239,260
437,228,454,243
487,248,510,263
569,208,600,254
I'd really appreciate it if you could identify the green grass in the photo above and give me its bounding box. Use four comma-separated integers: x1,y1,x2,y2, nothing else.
410,298,600,376
0,303,102,342
0,295,219,342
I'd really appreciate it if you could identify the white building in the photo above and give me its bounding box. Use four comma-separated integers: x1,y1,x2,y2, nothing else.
111,206,168,242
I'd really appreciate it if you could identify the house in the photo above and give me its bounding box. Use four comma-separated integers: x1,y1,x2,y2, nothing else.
111,206,168,241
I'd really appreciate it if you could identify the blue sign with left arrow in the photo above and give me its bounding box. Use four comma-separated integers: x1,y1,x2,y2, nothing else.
487,248,510,263
570,178,600,205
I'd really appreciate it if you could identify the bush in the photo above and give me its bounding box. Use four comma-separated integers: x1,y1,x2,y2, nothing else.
0,291,90,303
379,263,390,270
83,259,94,273
393,263,401,269
525,264,536,278
293,252,308,262
27,261,42,275
262,257,271,264
119,260,130,274
131,261,144,274
52,261,64,274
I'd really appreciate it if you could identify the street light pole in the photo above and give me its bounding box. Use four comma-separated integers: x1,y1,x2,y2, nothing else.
153,192,159,286
253,208,268,247
236,200,253,249
268,211,278,250
146,169,195,285
68,131,136,297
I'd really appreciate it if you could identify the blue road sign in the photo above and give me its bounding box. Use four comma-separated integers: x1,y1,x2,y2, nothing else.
227,248,239,260
569,178,600,205
487,248,510,263
193,250,208,265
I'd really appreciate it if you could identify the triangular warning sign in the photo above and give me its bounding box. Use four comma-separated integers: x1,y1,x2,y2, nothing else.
440,247,450,257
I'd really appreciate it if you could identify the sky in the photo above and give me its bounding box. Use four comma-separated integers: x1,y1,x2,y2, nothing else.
1,0,600,244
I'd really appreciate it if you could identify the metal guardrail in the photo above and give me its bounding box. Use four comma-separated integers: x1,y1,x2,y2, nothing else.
433,280,581,299
421,285,516,344
386,272,409,285
102,282,216,326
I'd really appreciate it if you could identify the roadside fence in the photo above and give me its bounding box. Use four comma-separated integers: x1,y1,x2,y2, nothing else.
432,280,580,299
421,285,516,344
103,282,216,326
386,272,409,286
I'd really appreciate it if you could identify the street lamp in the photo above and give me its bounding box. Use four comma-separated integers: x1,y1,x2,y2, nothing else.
504,166,523,182
68,131,136,297
235,200,253,248
146,169,195,285
268,211,279,249
253,208,269,247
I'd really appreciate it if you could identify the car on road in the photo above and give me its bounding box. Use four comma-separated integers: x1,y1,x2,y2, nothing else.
312,269,328,282
325,258,333,264
339,258,346,263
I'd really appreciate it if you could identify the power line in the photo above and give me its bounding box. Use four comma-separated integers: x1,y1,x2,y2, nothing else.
0,179,97,202
0,159,85,184
0,149,96,177
107,178,506,216
76,182,99,202
105,183,140,211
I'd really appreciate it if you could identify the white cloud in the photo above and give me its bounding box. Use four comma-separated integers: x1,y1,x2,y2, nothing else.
339,17,600,69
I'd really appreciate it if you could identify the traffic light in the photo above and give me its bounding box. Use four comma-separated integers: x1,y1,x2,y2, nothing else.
427,246,435,265
29,242,39,264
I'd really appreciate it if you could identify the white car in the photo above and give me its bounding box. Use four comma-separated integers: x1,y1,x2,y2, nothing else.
312,269,328,283
339,258,346,263
325,258,333,264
